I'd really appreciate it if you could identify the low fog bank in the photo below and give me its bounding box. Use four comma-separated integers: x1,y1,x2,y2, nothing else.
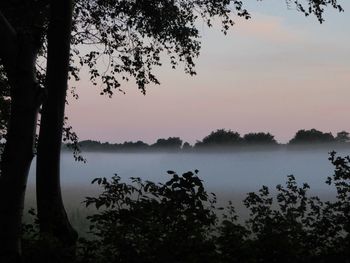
24,148,348,230
65,143,350,154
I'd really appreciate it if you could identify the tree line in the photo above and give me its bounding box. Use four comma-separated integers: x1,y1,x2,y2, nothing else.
73,128,350,152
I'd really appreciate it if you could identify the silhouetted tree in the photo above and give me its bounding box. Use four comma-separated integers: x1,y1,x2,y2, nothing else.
289,129,335,144
195,129,242,147
120,140,149,151
152,137,183,150
0,2,251,259
336,131,350,143
0,0,344,261
182,142,193,151
243,132,277,145
78,140,150,151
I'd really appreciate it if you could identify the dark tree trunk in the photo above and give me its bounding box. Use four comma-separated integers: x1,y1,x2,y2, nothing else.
36,0,77,258
0,12,41,263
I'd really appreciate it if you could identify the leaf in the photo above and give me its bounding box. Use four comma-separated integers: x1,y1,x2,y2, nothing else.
91,178,100,184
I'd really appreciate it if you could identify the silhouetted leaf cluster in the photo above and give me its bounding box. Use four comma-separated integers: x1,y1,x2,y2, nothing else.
284,0,344,23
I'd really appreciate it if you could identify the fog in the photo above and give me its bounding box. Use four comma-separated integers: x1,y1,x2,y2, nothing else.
25,147,350,207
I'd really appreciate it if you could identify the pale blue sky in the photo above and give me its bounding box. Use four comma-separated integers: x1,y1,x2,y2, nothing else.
67,1,350,144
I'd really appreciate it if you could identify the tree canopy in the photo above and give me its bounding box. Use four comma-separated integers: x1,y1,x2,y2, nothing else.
243,132,277,145
336,131,350,143
196,129,242,147
289,129,335,144
152,137,183,149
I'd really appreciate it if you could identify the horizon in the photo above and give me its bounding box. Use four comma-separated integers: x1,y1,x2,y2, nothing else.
66,1,350,145
76,128,348,146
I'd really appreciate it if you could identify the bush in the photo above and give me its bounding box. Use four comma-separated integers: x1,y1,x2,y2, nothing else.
22,152,350,262
81,170,218,263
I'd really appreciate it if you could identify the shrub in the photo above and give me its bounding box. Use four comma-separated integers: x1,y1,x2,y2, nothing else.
22,152,350,262
81,170,218,263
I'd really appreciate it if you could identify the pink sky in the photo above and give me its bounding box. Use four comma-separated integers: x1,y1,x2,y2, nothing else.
66,4,350,144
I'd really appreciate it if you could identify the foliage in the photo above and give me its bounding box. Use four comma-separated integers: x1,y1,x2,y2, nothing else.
81,170,217,263
336,131,350,143
195,129,243,147
151,137,183,149
289,129,335,144
78,139,150,152
0,0,345,260
243,132,277,145
241,177,339,262
0,66,9,143
284,0,343,23
22,152,350,262
72,0,250,95
74,129,350,152
326,151,350,258
182,141,193,151
0,1,345,142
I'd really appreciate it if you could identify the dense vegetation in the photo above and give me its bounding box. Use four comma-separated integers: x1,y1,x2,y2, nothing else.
73,129,350,152
22,152,350,263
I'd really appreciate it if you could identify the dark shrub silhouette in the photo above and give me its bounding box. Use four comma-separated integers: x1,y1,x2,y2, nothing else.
22,152,350,262
81,170,217,263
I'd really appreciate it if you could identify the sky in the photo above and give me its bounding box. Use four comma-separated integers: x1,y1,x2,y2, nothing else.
66,1,350,144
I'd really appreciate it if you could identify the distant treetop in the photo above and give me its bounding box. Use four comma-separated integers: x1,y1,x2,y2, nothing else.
151,137,183,149
74,128,350,152
243,132,277,145
195,129,242,147
289,129,335,144
336,131,350,143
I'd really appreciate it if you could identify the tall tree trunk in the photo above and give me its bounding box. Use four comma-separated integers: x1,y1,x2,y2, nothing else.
36,0,77,258
0,12,41,263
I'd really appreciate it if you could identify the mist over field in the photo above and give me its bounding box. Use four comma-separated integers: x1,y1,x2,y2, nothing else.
25,147,350,216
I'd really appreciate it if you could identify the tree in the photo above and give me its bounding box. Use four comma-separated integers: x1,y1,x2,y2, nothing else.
182,142,193,151
0,2,49,261
0,0,344,261
195,129,242,147
120,140,149,151
151,137,183,150
243,132,277,145
289,129,335,144
336,131,350,143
